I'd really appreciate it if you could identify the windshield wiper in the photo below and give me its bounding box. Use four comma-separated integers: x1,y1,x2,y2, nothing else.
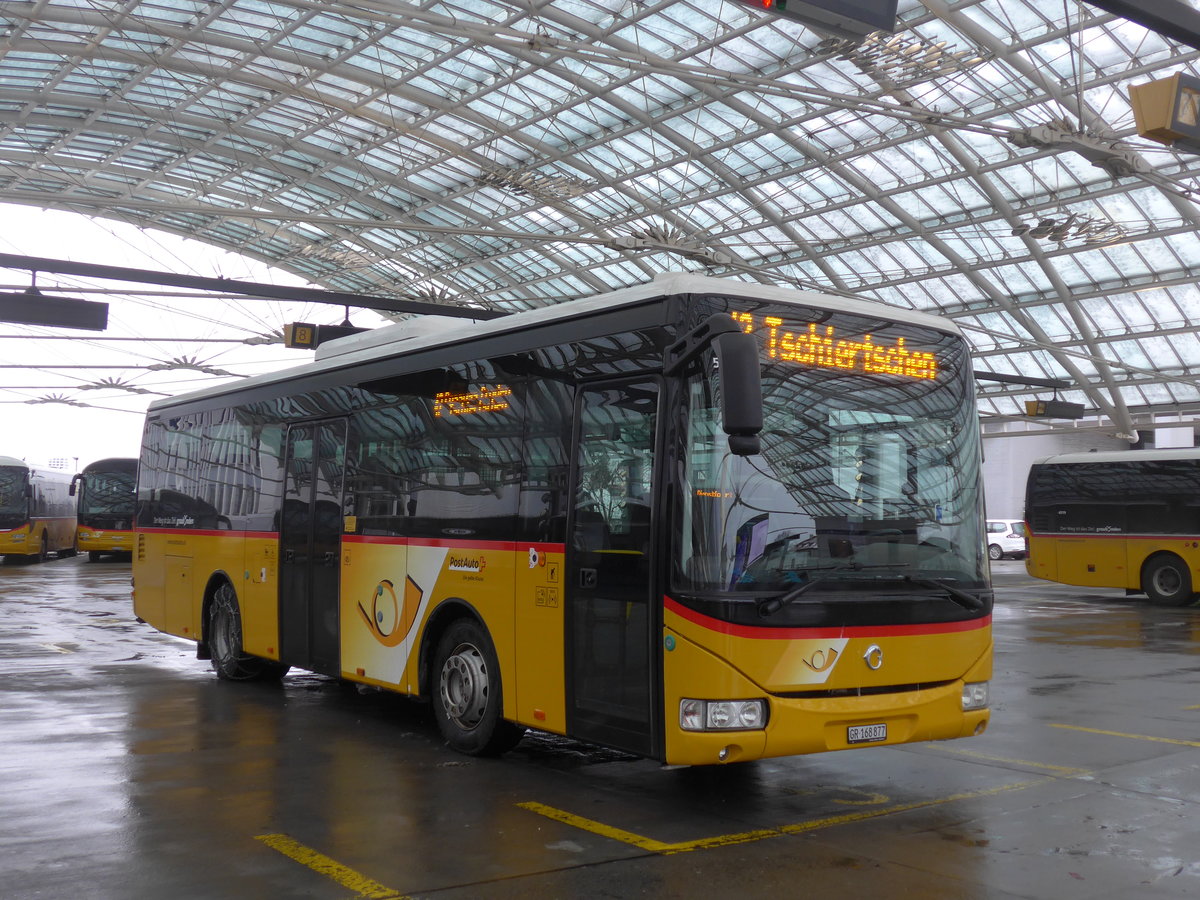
904,576,985,611
755,563,905,618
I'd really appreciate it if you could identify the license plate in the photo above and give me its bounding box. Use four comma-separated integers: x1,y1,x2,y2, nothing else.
847,723,887,744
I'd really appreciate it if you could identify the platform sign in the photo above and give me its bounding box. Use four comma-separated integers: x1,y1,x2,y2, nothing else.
0,289,108,331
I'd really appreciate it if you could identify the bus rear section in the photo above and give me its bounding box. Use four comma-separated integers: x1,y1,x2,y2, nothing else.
1025,449,1200,605
0,455,77,561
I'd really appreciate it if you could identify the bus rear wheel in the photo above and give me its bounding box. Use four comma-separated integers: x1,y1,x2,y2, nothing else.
208,582,289,681
432,619,524,756
1142,555,1196,606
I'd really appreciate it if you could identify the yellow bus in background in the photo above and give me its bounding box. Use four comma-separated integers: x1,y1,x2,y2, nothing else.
1026,448,1200,605
71,457,137,562
0,455,76,562
133,274,992,764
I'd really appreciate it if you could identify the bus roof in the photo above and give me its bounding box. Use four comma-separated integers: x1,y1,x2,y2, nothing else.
147,272,963,414
81,457,138,472
1033,447,1200,466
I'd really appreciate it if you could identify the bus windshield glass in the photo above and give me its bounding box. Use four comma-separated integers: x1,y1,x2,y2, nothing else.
0,466,27,526
677,307,985,605
80,470,136,517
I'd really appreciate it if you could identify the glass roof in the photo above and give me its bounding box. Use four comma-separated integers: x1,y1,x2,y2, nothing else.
0,0,1198,440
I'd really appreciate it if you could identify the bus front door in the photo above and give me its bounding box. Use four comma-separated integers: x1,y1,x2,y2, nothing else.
566,380,660,758
279,419,348,676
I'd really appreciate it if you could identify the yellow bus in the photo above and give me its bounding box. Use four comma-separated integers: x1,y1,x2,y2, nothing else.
71,457,137,562
1026,448,1200,605
0,455,77,562
132,274,992,764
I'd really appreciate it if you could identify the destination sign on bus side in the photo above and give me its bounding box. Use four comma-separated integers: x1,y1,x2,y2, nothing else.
731,312,938,380
433,386,512,417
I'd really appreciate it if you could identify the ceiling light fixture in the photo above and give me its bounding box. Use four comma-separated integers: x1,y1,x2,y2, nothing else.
816,30,989,84
1010,211,1128,245
610,224,733,266
477,168,591,202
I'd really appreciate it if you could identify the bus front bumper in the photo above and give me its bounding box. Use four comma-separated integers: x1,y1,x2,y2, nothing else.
665,682,990,766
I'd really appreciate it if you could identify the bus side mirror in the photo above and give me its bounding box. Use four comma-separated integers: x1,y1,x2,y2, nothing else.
69,474,81,497
665,313,764,457
714,331,763,456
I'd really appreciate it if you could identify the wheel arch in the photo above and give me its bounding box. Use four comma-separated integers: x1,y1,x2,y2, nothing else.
197,569,239,661
1139,551,1196,605
417,597,486,701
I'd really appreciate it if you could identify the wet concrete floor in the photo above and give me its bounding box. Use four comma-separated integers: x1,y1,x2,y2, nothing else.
2,557,1200,898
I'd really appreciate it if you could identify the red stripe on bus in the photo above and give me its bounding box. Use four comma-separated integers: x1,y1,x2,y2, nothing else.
336,535,568,553
342,534,519,551
1029,532,1200,541
135,527,277,539
664,596,990,640
134,528,567,554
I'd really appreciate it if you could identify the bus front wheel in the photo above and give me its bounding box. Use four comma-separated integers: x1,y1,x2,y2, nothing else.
208,582,289,681
432,619,524,756
1142,555,1196,606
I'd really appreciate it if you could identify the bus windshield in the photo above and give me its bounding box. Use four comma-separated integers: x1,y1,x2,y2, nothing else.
677,311,985,606
79,470,136,517
0,467,27,526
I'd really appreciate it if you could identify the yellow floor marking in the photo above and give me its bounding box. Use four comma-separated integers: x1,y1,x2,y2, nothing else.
519,778,1043,855
1050,723,1200,748
931,744,1091,776
255,833,408,899
1184,705,1200,711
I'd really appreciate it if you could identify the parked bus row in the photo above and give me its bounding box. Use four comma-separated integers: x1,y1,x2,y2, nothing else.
0,456,135,563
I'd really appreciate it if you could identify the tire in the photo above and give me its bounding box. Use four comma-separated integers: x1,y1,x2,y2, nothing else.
988,544,1003,561
88,551,101,563
208,582,289,681
1142,555,1196,606
432,619,524,756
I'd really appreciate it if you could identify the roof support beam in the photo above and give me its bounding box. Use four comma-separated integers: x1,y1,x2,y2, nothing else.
0,253,506,319
1082,0,1200,52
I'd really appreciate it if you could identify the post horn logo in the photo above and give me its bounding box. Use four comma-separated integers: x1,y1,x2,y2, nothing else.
358,576,423,647
802,647,840,673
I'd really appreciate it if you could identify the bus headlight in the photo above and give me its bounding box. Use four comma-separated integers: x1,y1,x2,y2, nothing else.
962,681,989,711
680,698,767,731
10,534,25,543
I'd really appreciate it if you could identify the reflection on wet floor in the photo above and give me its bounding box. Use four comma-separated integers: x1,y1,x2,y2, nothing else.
990,560,1200,653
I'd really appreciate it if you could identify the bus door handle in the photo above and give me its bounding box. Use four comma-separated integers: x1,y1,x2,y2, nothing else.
579,567,597,589
322,551,337,565
283,549,295,562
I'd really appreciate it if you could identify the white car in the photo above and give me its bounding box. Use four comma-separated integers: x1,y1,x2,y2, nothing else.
986,519,1028,560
